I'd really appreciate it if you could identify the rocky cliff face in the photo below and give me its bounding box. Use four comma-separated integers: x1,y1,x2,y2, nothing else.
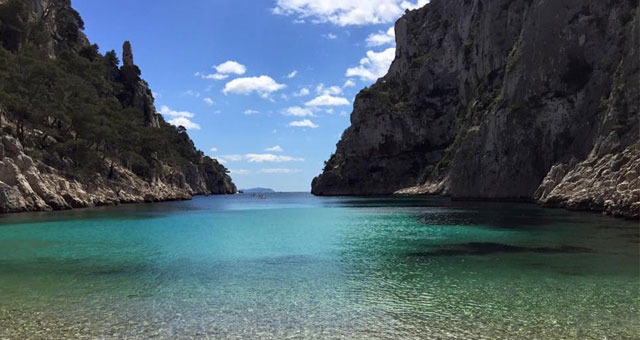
312,0,639,218
0,0,89,56
0,134,236,213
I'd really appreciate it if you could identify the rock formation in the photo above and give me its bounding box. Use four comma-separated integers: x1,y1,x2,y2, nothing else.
312,0,639,219
117,40,161,128
122,40,133,66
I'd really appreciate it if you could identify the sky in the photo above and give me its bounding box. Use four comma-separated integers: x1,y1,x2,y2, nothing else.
73,0,429,192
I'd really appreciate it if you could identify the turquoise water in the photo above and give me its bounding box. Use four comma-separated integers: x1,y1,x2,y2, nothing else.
0,193,638,339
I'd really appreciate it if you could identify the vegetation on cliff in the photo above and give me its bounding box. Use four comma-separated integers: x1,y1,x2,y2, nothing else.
0,0,235,212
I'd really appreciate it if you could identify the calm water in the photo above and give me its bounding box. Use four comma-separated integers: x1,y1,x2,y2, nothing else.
0,193,637,339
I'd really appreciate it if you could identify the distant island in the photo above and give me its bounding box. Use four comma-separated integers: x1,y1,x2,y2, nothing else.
240,188,276,194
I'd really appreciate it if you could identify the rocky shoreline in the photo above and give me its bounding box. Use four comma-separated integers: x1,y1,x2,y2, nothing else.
0,135,235,214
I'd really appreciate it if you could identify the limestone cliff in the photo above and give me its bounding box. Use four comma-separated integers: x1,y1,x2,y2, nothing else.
312,0,639,219
0,0,236,213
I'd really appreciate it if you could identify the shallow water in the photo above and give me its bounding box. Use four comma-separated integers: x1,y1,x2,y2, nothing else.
0,193,638,339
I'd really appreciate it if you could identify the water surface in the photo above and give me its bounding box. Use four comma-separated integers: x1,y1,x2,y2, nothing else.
0,193,637,339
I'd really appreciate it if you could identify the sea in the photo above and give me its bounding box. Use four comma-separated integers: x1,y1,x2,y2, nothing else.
0,193,637,339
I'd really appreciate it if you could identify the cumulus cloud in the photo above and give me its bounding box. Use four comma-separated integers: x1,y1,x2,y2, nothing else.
325,33,338,39
210,147,218,152
367,26,395,46
343,79,356,88
287,70,298,78
283,106,315,117
265,145,284,152
305,94,350,106
288,119,319,128
316,84,342,95
159,105,194,118
215,61,247,75
273,0,429,26
223,76,286,97
166,117,200,130
159,105,200,130
244,109,260,115
203,97,215,106
198,61,247,81
346,47,395,81
258,168,301,174
245,154,304,163
294,88,311,97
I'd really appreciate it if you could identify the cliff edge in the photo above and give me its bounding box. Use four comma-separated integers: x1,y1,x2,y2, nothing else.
312,0,639,219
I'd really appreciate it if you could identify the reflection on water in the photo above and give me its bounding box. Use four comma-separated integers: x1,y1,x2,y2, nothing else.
0,193,638,339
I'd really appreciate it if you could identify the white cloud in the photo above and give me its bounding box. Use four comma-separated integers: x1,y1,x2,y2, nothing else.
230,169,251,175
203,97,215,106
215,61,247,75
152,91,162,99
273,0,428,26
159,105,201,130
218,154,243,162
202,73,228,80
289,119,319,128
159,105,194,118
366,26,395,46
294,88,311,97
316,84,342,95
244,109,260,115
325,33,338,39
265,145,284,152
245,154,304,163
287,70,298,78
343,79,356,88
199,61,247,81
223,76,286,97
283,106,315,117
346,47,395,81
210,147,218,152
167,117,201,130
258,168,301,174
305,94,350,106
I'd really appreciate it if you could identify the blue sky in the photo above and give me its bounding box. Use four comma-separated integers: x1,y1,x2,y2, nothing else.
73,0,428,192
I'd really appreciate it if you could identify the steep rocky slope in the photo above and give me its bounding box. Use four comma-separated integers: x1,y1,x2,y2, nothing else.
312,0,639,218
0,0,235,213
